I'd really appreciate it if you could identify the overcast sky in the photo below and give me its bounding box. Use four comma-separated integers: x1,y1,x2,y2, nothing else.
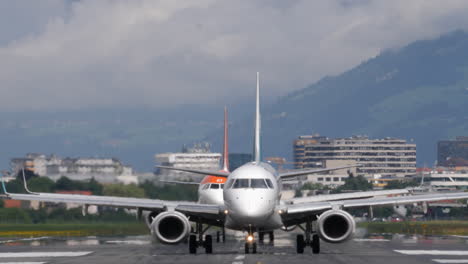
1,0,468,110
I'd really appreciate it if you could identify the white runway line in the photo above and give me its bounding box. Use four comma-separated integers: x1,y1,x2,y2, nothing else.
234,255,245,260
0,252,93,258
0,237,50,244
232,262,243,264
433,260,468,263
354,238,390,242
0,262,47,264
395,250,468,256
106,240,150,245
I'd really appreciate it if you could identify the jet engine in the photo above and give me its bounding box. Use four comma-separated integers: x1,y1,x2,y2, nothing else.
150,211,191,244
144,211,160,229
317,210,355,243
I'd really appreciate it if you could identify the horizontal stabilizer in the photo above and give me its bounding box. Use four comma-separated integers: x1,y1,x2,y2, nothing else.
279,164,362,179
156,166,230,178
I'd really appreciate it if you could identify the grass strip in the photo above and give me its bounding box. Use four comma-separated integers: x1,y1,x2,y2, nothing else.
0,222,148,237
359,220,468,236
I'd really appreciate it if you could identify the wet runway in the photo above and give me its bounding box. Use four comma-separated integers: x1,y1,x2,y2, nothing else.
2,230,468,264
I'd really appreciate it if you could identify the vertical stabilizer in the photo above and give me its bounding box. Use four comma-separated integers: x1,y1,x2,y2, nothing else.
253,72,261,163
222,107,230,172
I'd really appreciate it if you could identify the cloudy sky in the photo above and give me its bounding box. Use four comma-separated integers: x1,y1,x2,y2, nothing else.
1,0,468,110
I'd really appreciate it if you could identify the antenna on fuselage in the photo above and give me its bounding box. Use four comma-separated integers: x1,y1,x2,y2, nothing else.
222,107,230,172
253,72,261,163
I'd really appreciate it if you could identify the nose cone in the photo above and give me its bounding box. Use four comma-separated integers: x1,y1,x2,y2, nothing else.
227,190,274,225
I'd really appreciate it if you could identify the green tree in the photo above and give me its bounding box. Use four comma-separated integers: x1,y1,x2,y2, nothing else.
384,179,419,190
140,181,198,201
55,176,81,191
334,175,372,193
28,177,55,192
103,184,146,198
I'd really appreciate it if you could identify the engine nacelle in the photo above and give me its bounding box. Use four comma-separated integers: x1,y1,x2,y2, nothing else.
150,211,190,244
317,209,355,243
144,211,160,229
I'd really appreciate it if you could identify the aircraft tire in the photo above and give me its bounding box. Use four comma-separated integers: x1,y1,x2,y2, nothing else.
296,234,305,254
269,231,274,243
252,242,257,254
189,235,197,254
312,234,320,254
244,243,250,254
205,235,213,254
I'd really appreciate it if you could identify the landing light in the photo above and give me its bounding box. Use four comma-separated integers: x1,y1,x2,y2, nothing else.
278,209,283,214
224,209,229,215
247,235,254,242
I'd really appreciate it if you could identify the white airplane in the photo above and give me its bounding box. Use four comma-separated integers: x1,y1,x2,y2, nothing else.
4,72,468,255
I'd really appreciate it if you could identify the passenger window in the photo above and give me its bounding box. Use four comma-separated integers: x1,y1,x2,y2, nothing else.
265,179,274,189
251,179,267,188
210,184,219,189
233,179,249,188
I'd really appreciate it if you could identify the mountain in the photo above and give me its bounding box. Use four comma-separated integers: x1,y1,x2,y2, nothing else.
226,30,468,166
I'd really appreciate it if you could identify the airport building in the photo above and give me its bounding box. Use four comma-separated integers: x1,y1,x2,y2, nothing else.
10,153,137,184
155,143,221,181
437,136,468,167
293,135,417,178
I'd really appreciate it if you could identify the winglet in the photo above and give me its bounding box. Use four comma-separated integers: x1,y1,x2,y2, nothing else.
253,72,261,163
22,168,38,195
1,171,9,195
222,107,230,172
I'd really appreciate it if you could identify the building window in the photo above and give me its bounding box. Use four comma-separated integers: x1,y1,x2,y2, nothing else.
317,177,323,181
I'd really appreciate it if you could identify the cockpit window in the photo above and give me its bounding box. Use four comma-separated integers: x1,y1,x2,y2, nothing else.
250,179,268,188
232,179,249,188
220,184,224,189
210,183,220,189
230,178,274,189
226,179,234,189
265,179,274,189
202,184,210,190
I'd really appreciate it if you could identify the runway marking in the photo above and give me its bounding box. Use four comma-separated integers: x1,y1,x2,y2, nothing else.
0,252,93,258
0,262,47,264
235,255,245,260
354,238,390,242
433,260,468,263
395,250,468,256
0,237,50,244
232,262,243,264
106,240,150,245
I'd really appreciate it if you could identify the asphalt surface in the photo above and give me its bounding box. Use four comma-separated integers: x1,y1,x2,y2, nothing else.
2,229,468,264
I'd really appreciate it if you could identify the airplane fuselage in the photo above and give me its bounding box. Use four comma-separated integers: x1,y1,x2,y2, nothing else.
223,162,283,231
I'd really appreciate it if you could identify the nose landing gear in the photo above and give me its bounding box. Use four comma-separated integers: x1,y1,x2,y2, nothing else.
244,233,257,254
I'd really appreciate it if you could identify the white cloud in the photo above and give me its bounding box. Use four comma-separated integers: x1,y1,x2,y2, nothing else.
1,0,468,110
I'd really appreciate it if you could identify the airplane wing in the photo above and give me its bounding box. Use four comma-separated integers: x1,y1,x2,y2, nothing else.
283,189,410,204
159,180,200,185
0,191,221,215
280,191,468,225
278,164,361,179
156,166,229,177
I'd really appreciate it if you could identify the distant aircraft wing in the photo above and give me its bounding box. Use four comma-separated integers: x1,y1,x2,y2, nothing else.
278,164,361,179
281,191,468,225
156,166,230,178
284,189,410,204
159,180,200,185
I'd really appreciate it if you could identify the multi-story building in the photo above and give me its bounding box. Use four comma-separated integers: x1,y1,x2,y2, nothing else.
155,143,221,181
438,136,468,167
10,153,137,184
294,135,417,178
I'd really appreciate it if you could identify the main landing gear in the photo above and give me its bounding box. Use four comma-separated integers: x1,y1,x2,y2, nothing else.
189,221,213,254
258,231,275,244
296,219,320,254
